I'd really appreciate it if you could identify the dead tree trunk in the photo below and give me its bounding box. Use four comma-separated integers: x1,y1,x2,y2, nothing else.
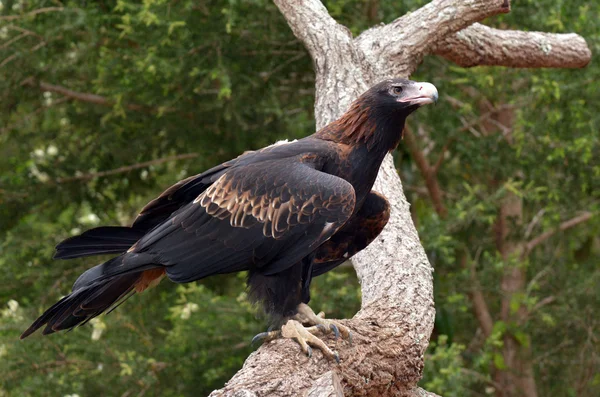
210,1,591,396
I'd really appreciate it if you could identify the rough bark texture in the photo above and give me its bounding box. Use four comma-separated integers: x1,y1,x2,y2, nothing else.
210,0,591,396
434,23,592,68
307,372,345,397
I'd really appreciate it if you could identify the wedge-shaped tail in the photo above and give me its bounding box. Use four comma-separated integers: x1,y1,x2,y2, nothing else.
21,255,164,339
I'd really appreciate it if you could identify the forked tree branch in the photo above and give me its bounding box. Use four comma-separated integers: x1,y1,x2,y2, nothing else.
356,0,511,76
273,0,369,127
211,0,592,395
272,0,350,63
433,23,592,68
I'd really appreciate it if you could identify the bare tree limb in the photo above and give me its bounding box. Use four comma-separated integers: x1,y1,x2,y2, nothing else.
463,251,495,338
433,23,592,68
431,138,454,176
272,0,349,63
0,6,64,21
356,0,510,76
404,126,447,218
273,0,369,127
21,79,146,112
54,153,199,184
20,78,191,117
522,212,594,259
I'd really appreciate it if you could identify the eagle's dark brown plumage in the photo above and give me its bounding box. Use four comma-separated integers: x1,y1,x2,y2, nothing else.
21,79,438,358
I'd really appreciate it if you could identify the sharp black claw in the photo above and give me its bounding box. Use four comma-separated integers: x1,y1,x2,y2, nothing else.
330,324,340,339
307,345,313,358
316,324,327,333
251,332,268,346
334,352,340,364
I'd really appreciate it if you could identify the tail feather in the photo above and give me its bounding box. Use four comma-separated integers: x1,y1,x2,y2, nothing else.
21,272,142,339
54,226,145,259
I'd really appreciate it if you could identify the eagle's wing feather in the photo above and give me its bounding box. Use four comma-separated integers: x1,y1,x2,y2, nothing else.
134,156,355,282
131,162,231,231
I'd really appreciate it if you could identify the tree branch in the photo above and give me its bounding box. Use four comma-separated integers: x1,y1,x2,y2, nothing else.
0,6,64,21
522,212,594,259
460,251,495,338
211,0,592,394
403,126,447,218
272,0,348,63
404,125,494,339
431,138,454,177
433,23,592,68
273,0,369,127
356,0,510,76
53,153,199,184
21,78,190,117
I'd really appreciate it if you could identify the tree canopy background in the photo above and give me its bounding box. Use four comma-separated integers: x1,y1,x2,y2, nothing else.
1,1,598,396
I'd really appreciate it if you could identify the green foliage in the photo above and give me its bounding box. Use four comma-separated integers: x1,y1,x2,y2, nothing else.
422,335,475,397
1,1,598,396
409,1,600,395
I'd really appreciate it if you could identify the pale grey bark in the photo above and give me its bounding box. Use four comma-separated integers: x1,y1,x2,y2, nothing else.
210,0,591,396
433,23,591,68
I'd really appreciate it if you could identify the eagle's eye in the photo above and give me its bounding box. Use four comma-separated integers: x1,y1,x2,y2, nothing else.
392,86,403,95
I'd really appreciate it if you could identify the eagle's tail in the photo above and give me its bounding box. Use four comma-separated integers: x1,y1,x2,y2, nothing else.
21,255,164,339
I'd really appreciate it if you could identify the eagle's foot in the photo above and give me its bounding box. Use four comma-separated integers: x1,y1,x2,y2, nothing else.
294,303,352,343
281,319,340,363
251,319,340,363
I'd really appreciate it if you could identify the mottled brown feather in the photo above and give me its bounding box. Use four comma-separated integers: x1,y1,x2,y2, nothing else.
194,172,354,240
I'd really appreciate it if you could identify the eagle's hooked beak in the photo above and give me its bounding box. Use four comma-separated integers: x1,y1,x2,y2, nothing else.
398,82,438,106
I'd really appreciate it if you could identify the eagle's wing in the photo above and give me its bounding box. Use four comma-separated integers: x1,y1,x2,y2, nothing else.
53,139,331,260
133,156,356,282
54,163,231,259
132,162,230,231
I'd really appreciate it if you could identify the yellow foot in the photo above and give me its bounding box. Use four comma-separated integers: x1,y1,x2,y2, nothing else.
251,320,340,362
252,320,340,362
251,304,351,363
294,303,352,343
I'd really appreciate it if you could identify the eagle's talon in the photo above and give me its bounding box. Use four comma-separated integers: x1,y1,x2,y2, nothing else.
294,303,352,342
251,332,267,346
306,345,313,358
251,329,281,346
330,324,340,339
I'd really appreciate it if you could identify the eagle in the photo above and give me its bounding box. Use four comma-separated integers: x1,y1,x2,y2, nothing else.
21,78,438,362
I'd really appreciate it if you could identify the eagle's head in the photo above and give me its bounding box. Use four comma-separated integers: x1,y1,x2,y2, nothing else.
317,78,438,151
367,78,438,113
